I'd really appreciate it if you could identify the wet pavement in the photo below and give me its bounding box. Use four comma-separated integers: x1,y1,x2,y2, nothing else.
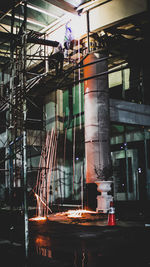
1,204,150,267
29,219,150,267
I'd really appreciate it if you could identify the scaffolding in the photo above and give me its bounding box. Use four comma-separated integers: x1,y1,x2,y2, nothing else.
1,0,147,259
0,1,130,210
0,1,60,258
0,1,85,256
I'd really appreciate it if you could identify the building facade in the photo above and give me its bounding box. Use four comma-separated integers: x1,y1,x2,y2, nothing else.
0,0,150,210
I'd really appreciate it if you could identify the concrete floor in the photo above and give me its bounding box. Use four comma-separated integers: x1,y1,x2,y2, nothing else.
0,203,150,266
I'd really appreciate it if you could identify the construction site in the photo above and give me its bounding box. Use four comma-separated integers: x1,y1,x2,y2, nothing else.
0,0,150,266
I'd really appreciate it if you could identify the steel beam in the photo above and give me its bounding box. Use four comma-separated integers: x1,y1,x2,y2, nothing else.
0,31,59,47
44,0,77,14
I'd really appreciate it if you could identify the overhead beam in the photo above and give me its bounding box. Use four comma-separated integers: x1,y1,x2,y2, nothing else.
0,31,59,47
77,0,112,13
43,0,77,14
107,27,142,38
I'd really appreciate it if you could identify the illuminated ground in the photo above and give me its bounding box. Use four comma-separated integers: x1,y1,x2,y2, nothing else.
1,205,150,266
29,209,108,226
29,208,145,227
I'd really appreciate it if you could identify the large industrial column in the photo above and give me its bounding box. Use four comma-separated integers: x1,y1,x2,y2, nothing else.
84,53,111,210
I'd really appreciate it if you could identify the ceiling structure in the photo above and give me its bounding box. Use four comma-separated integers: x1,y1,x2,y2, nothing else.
0,0,89,66
0,0,90,33
0,0,149,87
0,0,149,139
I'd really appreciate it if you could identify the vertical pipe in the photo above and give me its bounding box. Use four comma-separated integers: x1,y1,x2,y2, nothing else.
63,127,67,199
9,145,13,209
22,0,29,260
46,131,53,208
8,3,15,205
124,127,129,200
45,145,48,217
81,165,84,210
122,68,125,100
5,127,9,189
86,11,90,53
47,130,55,205
144,128,149,199
23,108,28,259
52,131,58,204
73,116,76,194
44,34,49,73
78,38,82,129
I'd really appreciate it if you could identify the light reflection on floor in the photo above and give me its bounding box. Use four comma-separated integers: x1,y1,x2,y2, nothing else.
35,235,52,259
29,212,149,266
32,234,97,267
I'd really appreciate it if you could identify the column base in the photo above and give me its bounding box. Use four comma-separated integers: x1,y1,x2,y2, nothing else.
85,183,97,211
96,194,113,213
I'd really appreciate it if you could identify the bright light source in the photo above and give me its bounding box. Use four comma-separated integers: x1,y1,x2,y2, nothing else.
69,14,86,39
75,0,82,6
66,209,97,218
29,216,47,221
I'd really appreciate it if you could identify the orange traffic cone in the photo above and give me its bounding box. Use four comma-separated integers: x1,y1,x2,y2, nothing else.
108,201,116,226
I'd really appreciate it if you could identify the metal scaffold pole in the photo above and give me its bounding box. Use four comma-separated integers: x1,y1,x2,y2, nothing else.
23,102,28,259
21,0,29,260
8,2,15,210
